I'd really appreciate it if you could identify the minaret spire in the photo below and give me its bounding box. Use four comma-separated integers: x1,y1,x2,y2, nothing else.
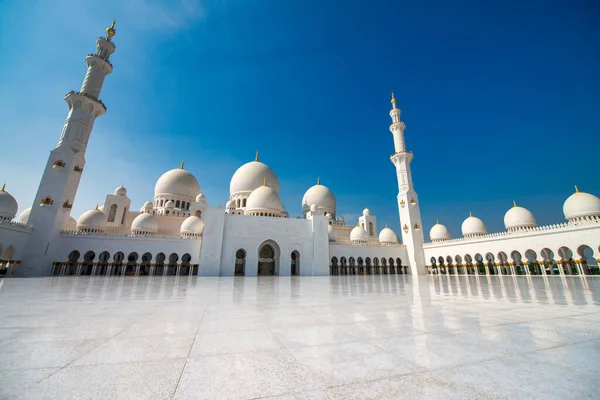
255,150,259,162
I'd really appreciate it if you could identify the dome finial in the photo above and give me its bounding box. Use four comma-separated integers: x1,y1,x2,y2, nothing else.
436,218,439,224
95,204,99,210
391,91,397,109
317,176,321,185
180,159,185,169
513,200,517,208
263,177,267,186
106,19,117,40
0,183,5,192
255,150,259,162
385,223,388,228
469,210,472,217
575,185,579,193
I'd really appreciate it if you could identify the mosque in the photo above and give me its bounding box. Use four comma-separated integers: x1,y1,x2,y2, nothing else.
1,23,599,278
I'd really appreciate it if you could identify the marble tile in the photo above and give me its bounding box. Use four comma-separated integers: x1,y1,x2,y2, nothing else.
0,339,104,370
0,367,59,399
190,328,284,356
272,324,360,348
72,335,194,366
291,341,424,386
173,350,318,399
16,359,186,400
520,340,600,378
197,316,267,333
261,389,331,399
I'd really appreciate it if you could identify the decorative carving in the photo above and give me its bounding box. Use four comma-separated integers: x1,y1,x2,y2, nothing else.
40,196,54,205
62,200,73,209
413,224,420,230
403,224,409,233
410,199,417,206
52,160,66,168
400,199,406,208
73,165,83,173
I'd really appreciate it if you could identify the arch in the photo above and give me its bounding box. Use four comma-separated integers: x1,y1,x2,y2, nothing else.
121,207,127,224
389,257,394,267
577,245,596,275
235,249,246,276
236,198,241,208
381,257,387,266
66,250,80,275
176,200,180,208
373,257,379,267
81,251,95,275
181,253,192,275
357,257,364,266
396,258,402,269
558,246,575,275
97,251,110,275
349,257,356,266
258,240,280,276
368,222,374,236
167,253,179,275
112,252,124,275
140,252,152,275
107,204,118,223
155,252,166,275
291,250,300,276
331,256,338,267
365,257,371,266
242,198,247,207
126,252,138,275
340,256,347,267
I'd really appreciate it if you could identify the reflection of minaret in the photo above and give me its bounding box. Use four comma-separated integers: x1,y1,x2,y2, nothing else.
389,93,426,275
20,21,117,276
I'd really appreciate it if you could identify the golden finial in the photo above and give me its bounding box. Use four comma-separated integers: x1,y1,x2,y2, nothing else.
106,19,117,39
263,177,267,186
513,200,517,208
575,185,579,193
255,150,259,162
180,159,185,169
0,183,5,192
469,211,472,217
436,218,439,224
385,223,388,228
391,91,396,108
95,204,99,210
317,176,321,185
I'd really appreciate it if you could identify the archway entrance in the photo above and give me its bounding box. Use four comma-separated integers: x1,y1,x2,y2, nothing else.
235,249,246,276
258,244,276,275
291,251,300,276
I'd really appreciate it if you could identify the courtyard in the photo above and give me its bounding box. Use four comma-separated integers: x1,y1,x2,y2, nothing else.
0,275,599,399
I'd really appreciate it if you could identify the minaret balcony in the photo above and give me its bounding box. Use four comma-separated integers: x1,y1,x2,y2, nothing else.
85,54,113,74
64,91,107,113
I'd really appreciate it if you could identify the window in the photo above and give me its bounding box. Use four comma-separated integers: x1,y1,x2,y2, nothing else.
107,204,118,222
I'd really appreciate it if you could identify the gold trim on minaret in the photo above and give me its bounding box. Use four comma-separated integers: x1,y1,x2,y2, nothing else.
575,185,579,193
391,91,397,109
513,200,517,208
106,19,117,40
263,177,267,186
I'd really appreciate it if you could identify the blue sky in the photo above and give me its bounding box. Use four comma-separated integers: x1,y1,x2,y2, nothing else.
1,0,599,238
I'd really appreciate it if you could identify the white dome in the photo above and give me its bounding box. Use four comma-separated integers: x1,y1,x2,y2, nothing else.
155,168,200,199
563,189,600,220
77,208,107,231
302,183,336,212
114,185,127,196
245,185,285,213
350,225,368,242
379,227,398,243
196,193,206,203
327,224,337,241
0,187,18,220
325,212,332,220
504,203,536,230
230,161,279,196
310,203,318,212
226,200,235,209
181,215,204,235
363,208,370,216
66,216,77,228
17,207,31,224
461,214,487,237
429,222,451,241
143,200,153,208
131,213,158,233
165,200,175,208
337,216,345,222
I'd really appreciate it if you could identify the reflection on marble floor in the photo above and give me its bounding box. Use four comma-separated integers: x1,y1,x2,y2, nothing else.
0,275,599,399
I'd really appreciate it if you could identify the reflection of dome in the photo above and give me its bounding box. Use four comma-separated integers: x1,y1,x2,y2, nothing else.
363,208,370,216
196,193,206,203
461,213,487,237
350,225,368,242
379,226,398,243
155,168,200,198
563,188,600,221
77,208,107,231
504,202,536,230
0,185,18,220
131,213,158,234
181,215,204,236
328,224,337,241
17,207,31,224
245,185,285,213
230,160,279,195
302,182,336,213
114,185,127,196
429,222,451,241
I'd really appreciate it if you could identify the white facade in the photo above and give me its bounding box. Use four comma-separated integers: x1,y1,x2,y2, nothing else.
0,24,599,278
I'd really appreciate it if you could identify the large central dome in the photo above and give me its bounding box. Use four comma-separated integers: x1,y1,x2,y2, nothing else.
154,168,200,199
230,160,279,196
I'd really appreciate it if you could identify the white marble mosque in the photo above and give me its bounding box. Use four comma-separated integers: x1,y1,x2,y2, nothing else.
0,21,599,278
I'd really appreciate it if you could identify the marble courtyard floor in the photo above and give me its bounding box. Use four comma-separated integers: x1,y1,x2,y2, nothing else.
0,275,599,399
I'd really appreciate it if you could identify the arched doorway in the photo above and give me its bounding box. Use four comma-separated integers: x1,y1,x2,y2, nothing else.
258,243,276,276
235,249,246,276
291,251,300,276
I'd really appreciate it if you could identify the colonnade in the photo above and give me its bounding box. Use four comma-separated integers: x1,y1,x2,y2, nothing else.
51,262,199,276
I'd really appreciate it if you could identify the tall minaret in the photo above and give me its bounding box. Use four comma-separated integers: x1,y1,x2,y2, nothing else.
389,93,426,275
19,21,117,276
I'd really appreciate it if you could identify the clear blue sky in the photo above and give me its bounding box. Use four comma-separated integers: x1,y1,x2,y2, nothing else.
1,0,599,238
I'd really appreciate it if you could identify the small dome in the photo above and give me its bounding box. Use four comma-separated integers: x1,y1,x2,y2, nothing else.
17,207,31,224
350,225,368,242
310,203,318,212
196,193,206,203
230,160,279,196
131,213,158,233
327,224,337,241
325,212,332,220
302,183,336,213
362,208,370,216
165,200,175,208
0,186,18,220
379,226,398,243
563,188,600,220
77,208,107,231
337,216,345,222
155,168,200,199
66,216,77,228
245,185,285,213
461,214,487,237
143,200,153,208
114,185,127,196
429,222,451,241
181,215,204,236
226,200,235,209
140,201,153,212
504,203,536,230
